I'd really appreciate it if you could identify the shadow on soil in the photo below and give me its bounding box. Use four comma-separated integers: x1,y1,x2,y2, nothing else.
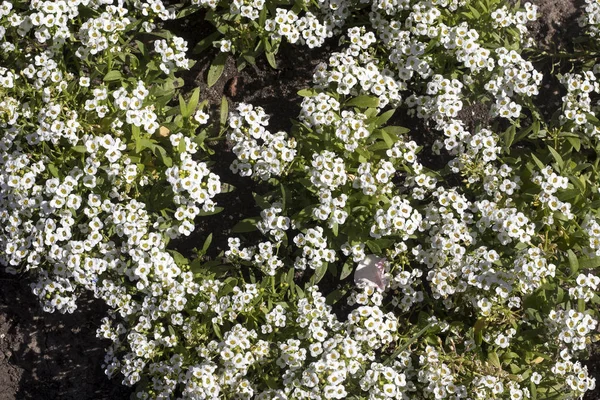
0,271,132,400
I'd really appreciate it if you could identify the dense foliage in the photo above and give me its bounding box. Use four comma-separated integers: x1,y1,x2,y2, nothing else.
1,0,599,399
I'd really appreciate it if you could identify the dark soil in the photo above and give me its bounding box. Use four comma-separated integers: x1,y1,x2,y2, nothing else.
0,271,133,400
2,1,599,399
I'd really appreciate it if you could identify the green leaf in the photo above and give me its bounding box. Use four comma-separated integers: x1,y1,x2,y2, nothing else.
567,136,581,152
331,222,339,237
103,70,122,82
326,288,347,305
169,250,189,266
177,5,200,19
383,126,410,135
579,256,600,269
530,153,546,171
488,351,501,369
154,145,173,167
197,206,224,216
71,145,87,153
548,146,564,170
207,52,228,88
312,262,328,284
468,4,480,18
179,93,188,118
48,163,59,178
168,325,177,337
187,87,200,118
340,258,354,280
220,95,229,127
266,51,277,69
503,125,516,148
380,129,395,148
567,250,579,276
578,298,586,312
280,183,288,211
212,322,222,339
193,31,222,54
345,95,380,108
252,193,271,210
201,233,213,254
372,109,396,127
366,240,381,254
474,318,485,346
298,88,318,97
232,217,260,233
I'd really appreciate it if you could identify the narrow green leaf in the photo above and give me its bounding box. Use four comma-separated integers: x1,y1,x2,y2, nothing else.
488,351,501,369
48,164,59,178
179,94,188,118
176,5,200,19
220,95,229,127
346,95,380,108
103,70,122,82
578,298,586,312
71,145,87,153
340,258,354,280
503,125,516,148
207,52,227,88
168,325,177,337
331,222,339,237
197,206,224,216
366,240,381,254
383,126,410,135
313,262,328,284
579,256,600,269
326,288,347,305
232,217,260,233
298,88,318,97
202,233,213,254
548,146,564,170
380,129,395,148
187,87,200,117
266,51,277,69
530,153,546,171
567,136,581,152
192,31,222,54
372,109,395,127
567,250,579,276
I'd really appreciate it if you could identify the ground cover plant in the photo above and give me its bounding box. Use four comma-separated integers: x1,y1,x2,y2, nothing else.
1,0,600,399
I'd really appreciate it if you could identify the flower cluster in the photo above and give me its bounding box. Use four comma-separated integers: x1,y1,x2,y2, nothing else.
490,2,538,36
549,309,598,352
166,135,222,236
230,0,265,20
266,9,331,48
2,0,600,399
154,36,190,75
580,0,600,37
293,227,336,270
313,27,404,107
531,166,574,224
559,69,600,139
370,196,422,239
228,103,297,180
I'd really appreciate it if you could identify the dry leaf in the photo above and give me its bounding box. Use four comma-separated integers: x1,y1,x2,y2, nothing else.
158,125,170,137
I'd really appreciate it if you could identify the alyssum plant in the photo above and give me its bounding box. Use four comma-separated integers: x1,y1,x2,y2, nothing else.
0,0,599,399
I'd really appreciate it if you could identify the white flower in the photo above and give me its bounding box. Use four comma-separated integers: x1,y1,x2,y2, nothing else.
194,109,209,124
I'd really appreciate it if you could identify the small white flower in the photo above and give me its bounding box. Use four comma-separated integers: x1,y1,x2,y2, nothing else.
194,109,209,124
